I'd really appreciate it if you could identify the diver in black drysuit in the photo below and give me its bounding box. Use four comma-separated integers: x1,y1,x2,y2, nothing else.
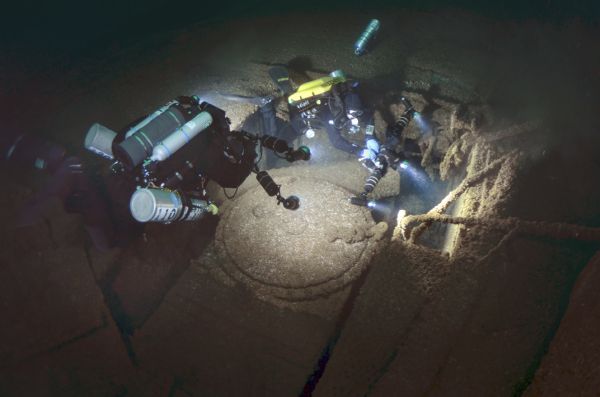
2,131,129,250
350,96,435,206
5,96,308,251
285,81,373,155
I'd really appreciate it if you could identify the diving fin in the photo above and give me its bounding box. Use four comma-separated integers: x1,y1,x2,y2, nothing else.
268,65,294,95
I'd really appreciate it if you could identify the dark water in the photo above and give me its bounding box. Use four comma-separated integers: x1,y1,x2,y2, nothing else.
3,0,599,123
3,0,599,56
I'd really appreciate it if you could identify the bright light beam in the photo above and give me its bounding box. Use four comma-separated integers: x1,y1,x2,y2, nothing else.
305,142,322,161
413,112,432,135
399,160,431,191
366,200,394,216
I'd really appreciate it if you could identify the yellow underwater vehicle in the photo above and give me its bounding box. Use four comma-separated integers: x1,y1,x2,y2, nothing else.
287,70,348,107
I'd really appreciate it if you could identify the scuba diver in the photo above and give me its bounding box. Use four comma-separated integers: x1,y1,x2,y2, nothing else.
221,66,373,156
6,95,310,250
350,96,433,207
281,67,373,155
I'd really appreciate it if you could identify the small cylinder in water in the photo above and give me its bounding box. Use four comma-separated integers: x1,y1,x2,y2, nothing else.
354,19,380,56
129,187,212,223
151,111,213,162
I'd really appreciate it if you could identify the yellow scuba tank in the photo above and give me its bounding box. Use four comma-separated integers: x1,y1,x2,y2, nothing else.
288,70,347,106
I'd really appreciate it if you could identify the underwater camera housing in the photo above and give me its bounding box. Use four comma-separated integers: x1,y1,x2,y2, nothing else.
84,96,308,222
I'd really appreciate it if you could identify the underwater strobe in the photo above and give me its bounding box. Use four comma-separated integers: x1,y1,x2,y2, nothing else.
256,171,300,210
354,19,380,56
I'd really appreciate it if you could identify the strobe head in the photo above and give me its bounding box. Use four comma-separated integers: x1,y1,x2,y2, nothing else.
282,195,300,210
286,145,311,162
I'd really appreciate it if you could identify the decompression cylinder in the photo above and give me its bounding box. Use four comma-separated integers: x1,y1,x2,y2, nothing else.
129,187,217,223
150,111,213,162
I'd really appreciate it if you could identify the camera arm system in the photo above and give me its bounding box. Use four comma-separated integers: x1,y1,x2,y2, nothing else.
85,96,311,223
229,130,311,210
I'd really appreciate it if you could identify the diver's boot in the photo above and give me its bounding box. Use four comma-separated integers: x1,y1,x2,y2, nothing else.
218,93,277,107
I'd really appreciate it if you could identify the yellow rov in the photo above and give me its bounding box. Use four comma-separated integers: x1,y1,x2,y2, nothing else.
287,70,347,106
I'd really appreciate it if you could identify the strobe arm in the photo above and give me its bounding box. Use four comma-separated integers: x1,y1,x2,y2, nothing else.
228,130,311,162
227,130,306,209
259,135,311,162
389,97,416,137
256,170,300,210
350,162,386,207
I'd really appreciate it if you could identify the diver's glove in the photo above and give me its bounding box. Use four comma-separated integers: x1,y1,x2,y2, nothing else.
207,202,219,216
379,146,403,171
